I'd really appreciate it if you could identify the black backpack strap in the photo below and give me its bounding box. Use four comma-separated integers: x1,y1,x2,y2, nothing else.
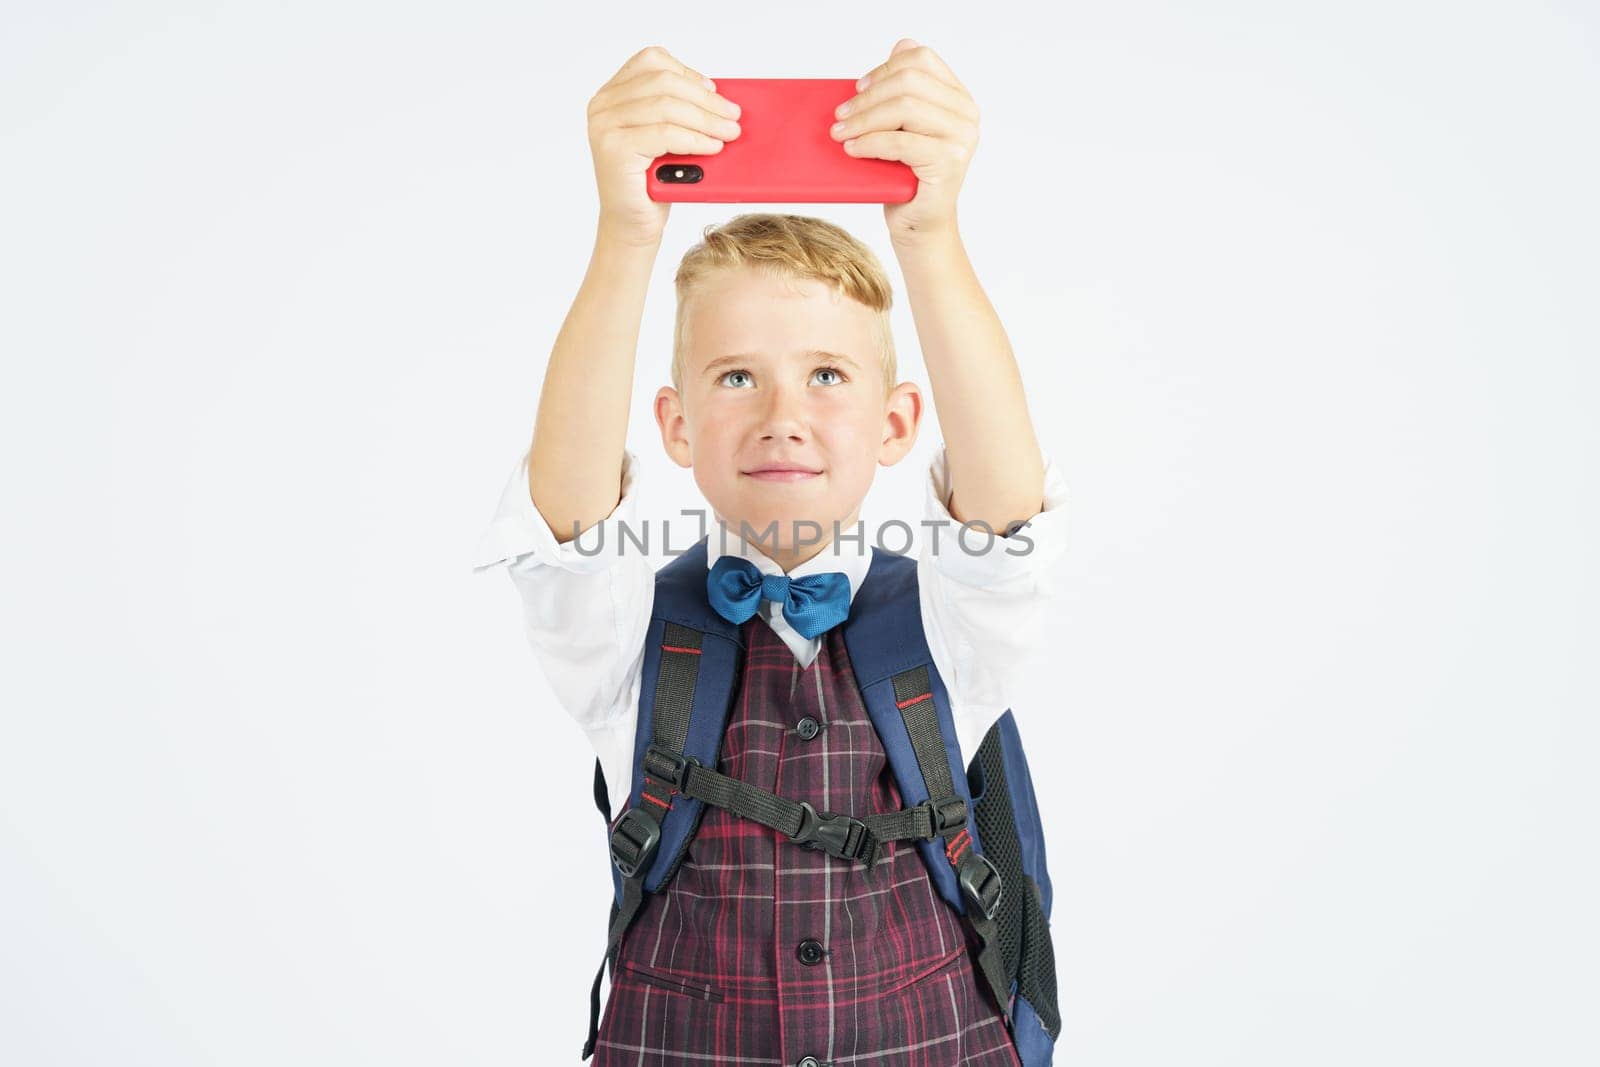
892,663,1014,1028
654,746,958,871
581,622,704,1059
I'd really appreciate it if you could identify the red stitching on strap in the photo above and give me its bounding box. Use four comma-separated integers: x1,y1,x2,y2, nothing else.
945,827,971,862
661,644,702,655
896,692,932,708
642,791,672,810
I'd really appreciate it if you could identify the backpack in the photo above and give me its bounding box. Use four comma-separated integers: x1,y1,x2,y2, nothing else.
579,535,1062,1065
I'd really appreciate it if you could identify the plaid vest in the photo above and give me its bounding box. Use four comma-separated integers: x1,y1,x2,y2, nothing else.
590,612,1020,1066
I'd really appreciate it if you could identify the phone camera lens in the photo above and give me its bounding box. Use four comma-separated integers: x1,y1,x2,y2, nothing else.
655,164,703,184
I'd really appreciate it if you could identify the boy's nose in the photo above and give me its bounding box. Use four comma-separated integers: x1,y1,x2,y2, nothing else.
759,421,806,441
758,388,808,439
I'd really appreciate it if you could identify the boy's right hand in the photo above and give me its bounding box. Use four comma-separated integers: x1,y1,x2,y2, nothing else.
588,45,743,247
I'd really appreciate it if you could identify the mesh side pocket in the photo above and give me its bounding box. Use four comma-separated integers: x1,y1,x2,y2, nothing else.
969,721,1061,1039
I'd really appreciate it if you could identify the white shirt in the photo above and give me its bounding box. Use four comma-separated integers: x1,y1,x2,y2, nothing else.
471,444,1070,820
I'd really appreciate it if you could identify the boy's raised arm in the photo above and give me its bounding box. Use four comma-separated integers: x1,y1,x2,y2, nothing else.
527,231,658,543
892,227,1046,535
831,40,1045,533
527,45,743,542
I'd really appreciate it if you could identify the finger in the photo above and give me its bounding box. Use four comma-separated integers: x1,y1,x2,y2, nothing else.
595,65,741,123
857,42,967,98
603,92,743,143
837,67,977,127
596,45,728,114
616,43,711,88
624,122,730,158
834,93,970,144
843,129,965,169
600,119,729,160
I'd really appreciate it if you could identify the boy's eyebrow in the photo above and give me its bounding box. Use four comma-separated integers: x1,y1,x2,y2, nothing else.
702,349,861,374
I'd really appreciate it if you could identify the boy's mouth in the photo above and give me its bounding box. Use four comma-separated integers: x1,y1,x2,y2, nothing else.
743,463,822,482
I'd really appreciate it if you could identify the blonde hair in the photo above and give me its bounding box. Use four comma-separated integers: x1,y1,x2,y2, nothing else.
670,213,897,399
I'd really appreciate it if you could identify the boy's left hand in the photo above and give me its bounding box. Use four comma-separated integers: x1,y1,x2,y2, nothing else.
830,38,980,244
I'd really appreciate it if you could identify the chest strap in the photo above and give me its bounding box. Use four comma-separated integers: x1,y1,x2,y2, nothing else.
611,741,970,874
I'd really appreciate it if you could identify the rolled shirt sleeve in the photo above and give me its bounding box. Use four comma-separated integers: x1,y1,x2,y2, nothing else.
917,442,1070,766
471,447,653,819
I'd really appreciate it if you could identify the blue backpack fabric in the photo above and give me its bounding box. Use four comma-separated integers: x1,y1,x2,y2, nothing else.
583,535,1061,1065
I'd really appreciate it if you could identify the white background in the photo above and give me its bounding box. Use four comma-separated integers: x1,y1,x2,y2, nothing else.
3,1,1596,1064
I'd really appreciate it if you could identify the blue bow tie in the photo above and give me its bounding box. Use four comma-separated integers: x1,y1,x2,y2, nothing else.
706,555,851,639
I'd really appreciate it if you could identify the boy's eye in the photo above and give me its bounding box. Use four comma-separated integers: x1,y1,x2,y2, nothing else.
717,366,847,388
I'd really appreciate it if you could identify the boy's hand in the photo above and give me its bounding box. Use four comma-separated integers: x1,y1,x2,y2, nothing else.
830,38,981,244
587,45,744,247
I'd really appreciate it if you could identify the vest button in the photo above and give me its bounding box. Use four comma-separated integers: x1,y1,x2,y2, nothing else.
796,938,826,966
796,716,820,740
797,1058,822,1067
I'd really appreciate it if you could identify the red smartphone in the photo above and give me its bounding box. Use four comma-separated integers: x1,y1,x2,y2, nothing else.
646,78,917,204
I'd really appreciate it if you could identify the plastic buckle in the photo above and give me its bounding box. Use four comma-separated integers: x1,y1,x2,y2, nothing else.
641,744,699,791
609,808,663,879
922,795,969,836
788,801,866,859
958,852,1005,922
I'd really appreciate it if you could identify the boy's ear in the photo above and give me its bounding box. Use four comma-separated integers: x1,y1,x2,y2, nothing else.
878,381,922,466
655,386,693,468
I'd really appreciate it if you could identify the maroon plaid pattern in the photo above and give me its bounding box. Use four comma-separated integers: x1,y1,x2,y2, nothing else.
592,615,1020,1066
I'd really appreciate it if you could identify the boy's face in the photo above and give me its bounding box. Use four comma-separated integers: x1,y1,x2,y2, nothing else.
655,266,921,570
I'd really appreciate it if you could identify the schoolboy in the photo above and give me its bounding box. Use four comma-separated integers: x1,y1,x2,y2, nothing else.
474,39,1068,1065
